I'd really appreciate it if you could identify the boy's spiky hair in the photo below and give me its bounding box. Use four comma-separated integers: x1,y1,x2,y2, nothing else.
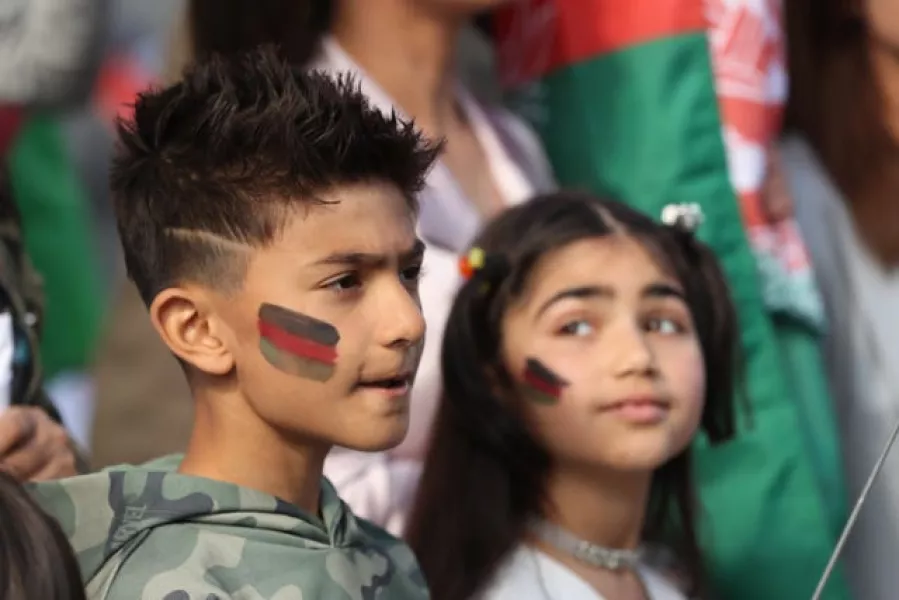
111,45,441,305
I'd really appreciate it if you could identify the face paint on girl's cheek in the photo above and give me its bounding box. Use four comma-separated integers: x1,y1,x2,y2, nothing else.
522,357,570,405
258,303,340,382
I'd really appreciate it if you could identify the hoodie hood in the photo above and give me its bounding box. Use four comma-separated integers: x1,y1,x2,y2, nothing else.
31,455,427,599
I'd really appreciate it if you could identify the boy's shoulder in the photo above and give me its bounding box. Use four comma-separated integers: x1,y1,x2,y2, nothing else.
97,518,429,600
77,472,428,599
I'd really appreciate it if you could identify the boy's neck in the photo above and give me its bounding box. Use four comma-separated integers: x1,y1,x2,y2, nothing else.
178,388,330,515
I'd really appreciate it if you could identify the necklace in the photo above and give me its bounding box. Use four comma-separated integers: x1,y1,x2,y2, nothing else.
528,518,644,572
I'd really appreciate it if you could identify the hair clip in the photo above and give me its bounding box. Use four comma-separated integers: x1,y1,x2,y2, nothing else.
660,203,704,233
459,247,486,281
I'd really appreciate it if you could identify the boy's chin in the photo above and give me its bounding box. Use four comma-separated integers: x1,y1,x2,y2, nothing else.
337,419,410,453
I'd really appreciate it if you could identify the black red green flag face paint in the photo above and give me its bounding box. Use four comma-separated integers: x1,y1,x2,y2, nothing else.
523,358,569,405
258,303,340,382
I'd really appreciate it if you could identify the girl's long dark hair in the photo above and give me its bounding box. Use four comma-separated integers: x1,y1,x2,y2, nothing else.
785,0,899,265
187,0,333,67
0,473,86,600
405,191,739,600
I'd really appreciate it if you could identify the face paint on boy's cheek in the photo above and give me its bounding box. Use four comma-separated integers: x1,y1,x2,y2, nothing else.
257,303,341,382
522,357,570,405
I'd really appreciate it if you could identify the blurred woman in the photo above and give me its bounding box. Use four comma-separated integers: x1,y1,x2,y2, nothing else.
784,1,899,597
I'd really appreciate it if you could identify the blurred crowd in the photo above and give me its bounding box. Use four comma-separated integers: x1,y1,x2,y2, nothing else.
3,1,899,599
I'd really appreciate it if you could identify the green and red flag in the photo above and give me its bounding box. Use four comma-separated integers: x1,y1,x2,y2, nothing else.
493,1,849,598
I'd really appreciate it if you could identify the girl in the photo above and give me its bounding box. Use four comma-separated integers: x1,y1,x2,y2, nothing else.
406,191,738,599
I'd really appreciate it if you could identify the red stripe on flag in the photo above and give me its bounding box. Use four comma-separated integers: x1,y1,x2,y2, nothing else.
496,0,707,86
523,368,561,399
0,106,23,155
259,320,337,364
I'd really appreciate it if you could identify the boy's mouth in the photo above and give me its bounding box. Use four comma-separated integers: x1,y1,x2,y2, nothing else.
357,373,412,393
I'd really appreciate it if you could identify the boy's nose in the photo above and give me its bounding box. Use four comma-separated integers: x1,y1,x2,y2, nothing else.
382,285,426,350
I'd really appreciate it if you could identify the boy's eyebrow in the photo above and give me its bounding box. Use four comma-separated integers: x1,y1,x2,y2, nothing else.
313,239,426,268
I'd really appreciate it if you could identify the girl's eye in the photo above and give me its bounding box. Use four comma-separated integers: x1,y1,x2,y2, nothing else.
644,316,685,335
558,320,594,337
327,273,362,294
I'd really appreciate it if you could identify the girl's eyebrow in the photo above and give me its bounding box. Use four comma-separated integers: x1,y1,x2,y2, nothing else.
643,282,686,301
535,281,686,318
536,285,611,318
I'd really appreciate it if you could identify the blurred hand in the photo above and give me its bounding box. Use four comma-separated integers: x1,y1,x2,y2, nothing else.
0,407,77,481
762,146,793,223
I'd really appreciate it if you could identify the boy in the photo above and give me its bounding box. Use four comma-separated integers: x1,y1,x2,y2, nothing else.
31,47,440,599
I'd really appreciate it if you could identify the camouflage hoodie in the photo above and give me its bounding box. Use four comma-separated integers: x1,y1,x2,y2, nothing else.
30,455,429,600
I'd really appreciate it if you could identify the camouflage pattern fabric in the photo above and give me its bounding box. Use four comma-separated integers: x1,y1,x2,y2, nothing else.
30,455,429,599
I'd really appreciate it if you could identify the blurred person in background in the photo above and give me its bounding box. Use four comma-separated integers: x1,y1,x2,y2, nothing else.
0,169,83,480
1,0,110,451
64,0,182,298
783,0,899,598
88,0,555,530
0,0,108,474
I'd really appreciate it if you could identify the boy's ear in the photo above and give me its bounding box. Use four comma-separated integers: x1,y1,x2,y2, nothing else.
149,286,235,376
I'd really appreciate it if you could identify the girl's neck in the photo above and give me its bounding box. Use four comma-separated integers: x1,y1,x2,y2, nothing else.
540,464,652,550
331,0,464,136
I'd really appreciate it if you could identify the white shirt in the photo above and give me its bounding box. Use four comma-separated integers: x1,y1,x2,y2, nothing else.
310,36,555,533
482,546,686,600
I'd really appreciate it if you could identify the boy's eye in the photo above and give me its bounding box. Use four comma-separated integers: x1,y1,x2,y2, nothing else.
558,319,594,337
327,273,362,294
401,263,424,284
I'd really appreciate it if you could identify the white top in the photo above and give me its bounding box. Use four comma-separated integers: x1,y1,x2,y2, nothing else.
482,546,685,600
781,136,899,600
310,36,555,534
